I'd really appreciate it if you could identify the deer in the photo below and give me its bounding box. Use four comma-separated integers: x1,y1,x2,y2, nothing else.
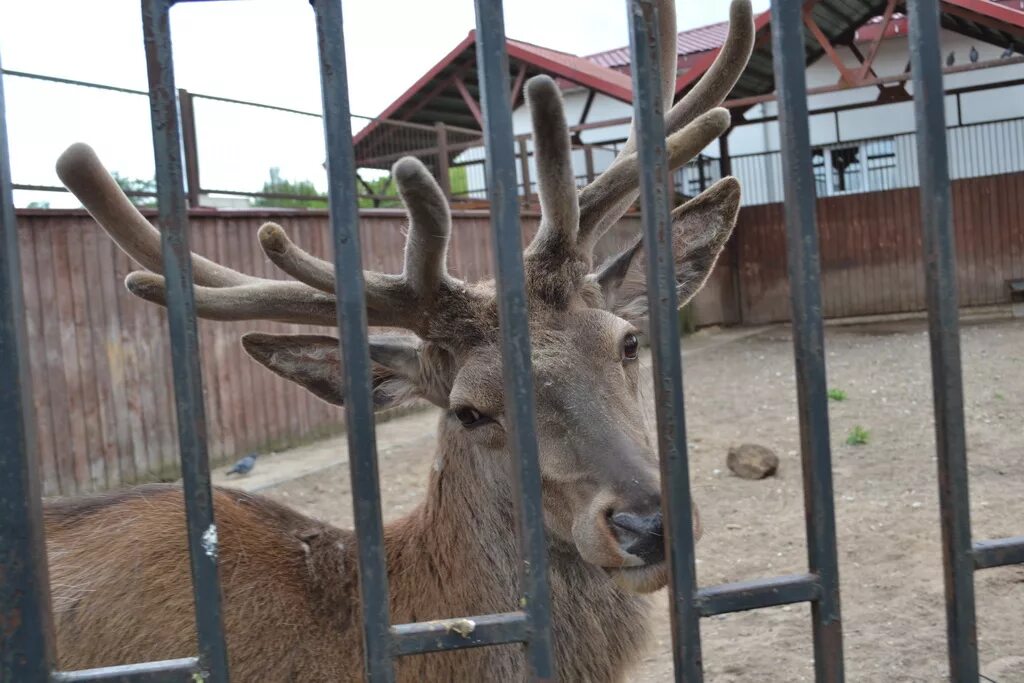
43,1,754,680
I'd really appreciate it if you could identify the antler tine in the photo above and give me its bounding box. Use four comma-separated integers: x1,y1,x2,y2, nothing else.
125,271,338,326
576,0,754,255
258,215,434,327
55,142,346,327
523,75,579,257
56,143,254,288
663,0,755,137
576,108,730,254
258,222,336,294
392,156,453,298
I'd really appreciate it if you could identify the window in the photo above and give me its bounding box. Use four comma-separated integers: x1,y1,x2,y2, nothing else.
811,138,896,196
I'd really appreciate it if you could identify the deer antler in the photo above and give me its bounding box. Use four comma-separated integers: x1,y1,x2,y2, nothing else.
573,0,755,260
55,144,459,334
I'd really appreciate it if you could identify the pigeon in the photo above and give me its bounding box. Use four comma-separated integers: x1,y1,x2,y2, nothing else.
226,453,258,476
946,51,955,67
969,45,979,63
1002,45,1016,59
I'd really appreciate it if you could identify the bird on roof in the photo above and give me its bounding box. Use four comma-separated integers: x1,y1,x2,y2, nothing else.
946,51,955,67
226,453,258,476
969,46,979,63
1002,44,1016,59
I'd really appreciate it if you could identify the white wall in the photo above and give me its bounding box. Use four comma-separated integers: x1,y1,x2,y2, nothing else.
732,28,1024,156
460,28,1024,202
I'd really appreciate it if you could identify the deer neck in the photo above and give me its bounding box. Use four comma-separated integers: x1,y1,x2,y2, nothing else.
381,415,653,680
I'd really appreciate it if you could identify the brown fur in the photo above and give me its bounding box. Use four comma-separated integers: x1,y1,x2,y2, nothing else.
45,422,650,682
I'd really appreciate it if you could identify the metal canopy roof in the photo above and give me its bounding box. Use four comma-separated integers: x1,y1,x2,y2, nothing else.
354,0,1024,169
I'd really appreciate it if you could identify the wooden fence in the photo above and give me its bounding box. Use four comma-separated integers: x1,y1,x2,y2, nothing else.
15,170,1022,494
732,171,1024,324
14,207,655,495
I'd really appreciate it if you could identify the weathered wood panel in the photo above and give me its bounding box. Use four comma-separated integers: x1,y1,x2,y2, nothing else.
12,208,646,494
736,172,1024,324
16,172,1020,493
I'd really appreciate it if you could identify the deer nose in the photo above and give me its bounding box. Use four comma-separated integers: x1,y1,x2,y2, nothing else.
609,510,665,565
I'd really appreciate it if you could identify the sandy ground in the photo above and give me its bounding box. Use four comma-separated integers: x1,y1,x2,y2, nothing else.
216,316,1024,682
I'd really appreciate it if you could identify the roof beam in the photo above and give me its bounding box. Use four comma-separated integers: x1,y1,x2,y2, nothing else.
725,53,1024,108
454,75,484,127
940,0,1024,37
399,60,474,124
855,0,899,83
803,7,858,87
509,62,527,109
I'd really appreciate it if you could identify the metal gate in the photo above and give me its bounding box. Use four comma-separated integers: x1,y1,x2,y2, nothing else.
2,0,1022,681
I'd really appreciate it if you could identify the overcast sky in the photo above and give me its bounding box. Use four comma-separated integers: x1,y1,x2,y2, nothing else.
0,0,767,207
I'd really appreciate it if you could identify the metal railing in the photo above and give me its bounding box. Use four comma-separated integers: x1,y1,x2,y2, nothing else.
730,115,1024,206
1,1,1023,683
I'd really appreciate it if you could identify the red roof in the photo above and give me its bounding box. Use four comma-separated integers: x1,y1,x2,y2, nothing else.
506,37,634,101
588,21,732,68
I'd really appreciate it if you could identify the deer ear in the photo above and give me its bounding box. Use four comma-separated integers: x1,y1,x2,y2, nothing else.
241,333,446,410
596,177,740,324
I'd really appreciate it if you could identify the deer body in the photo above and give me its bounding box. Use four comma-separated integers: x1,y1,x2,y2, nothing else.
45,1,754,679
47,417,649,682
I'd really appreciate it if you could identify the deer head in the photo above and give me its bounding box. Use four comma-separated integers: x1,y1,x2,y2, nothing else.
55,0,753,595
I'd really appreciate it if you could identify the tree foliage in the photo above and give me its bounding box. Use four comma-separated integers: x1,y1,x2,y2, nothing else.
111,172,157,208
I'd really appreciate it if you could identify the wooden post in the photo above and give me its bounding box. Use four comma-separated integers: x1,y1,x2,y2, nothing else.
435,122,451,200
178,88,201,208
719,127,733,178
517,137,532,207
584,145,595,184
718,128,743,325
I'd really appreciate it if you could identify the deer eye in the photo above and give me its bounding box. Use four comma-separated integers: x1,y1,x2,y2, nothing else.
453,406,494,429
623,333,640,361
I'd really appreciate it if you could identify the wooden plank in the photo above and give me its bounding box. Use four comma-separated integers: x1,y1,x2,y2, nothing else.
66,222,106,489
232,219,260,453
994,172,1014,302
212,218,237,459
95,230,133,487
50,221,91,492
34,221,75,493
877,190,898,316
111,247,148,484
19,218,59,496
888,187,905,313
191,217,223,463
80,223,120,489
951,174,972,306
1009,173,1024,286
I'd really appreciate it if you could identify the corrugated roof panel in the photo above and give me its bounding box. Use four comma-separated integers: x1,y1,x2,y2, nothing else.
588,20,731,68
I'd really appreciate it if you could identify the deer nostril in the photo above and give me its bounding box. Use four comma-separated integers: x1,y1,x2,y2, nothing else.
609,511,665,565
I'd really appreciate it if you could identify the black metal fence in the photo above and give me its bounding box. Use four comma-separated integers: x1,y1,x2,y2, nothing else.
2,1,1023,683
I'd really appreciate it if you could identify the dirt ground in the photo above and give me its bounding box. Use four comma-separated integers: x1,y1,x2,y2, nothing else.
233,315,1023,682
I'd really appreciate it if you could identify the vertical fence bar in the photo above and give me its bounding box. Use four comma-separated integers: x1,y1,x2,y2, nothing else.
905,0,977,679
139,1,229,679
770,1,844,680
472,0,555,678
626,2,701,681
0,47,56,683
311,1,395,682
